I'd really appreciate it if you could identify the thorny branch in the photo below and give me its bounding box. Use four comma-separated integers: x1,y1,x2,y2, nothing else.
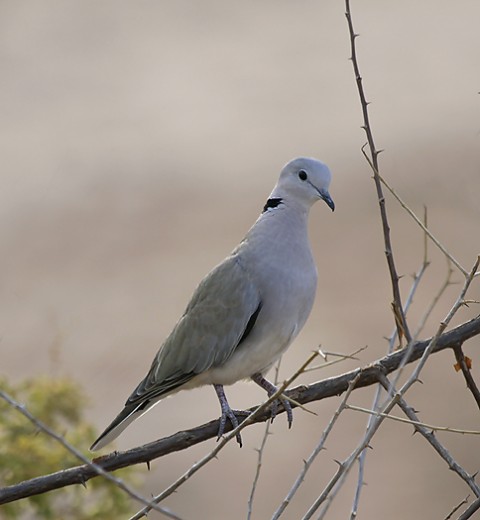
0,390,182,520
302,258,479,518
350,218,432,519
444,496,470,520
1,316,479,506
453,343,480,412
345,0,411,344
376,374,480,498
271,373,362,520
458,497,480,520
129,350,324,520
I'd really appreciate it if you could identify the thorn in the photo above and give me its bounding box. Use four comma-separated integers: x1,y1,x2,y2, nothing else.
366,444,373,450
334,459,345,469
146,460,151,471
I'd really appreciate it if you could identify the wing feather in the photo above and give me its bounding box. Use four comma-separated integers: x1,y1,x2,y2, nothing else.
126,255,261,406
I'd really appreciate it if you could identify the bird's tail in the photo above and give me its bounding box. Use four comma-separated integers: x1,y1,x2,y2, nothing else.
90,402,146,451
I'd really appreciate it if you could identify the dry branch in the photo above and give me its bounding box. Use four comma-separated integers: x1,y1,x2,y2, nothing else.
1,315,479,506
345,0,410,343
453,343,480,411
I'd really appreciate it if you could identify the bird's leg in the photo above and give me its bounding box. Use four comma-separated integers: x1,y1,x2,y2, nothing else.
213,384,249,447
251,373,293,428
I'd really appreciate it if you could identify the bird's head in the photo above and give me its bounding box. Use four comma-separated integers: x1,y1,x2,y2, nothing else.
274,157,335,212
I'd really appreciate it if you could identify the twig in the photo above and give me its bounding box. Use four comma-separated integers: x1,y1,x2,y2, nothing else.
303,346,367,373
247,421,271,520
271,373,362,519
376,374,480,498
453,343,480,411
457,497,480,520
1,315,480,505
377,169,468,277
246,360,280,520
350,253,429,519
301,393,402,519
306,259,479,519
361,148,468,277
444,496,469,520
414,256,454,338
346,404,480,435
129,351,322,520
395,256,479,398
345,0,411,344
0,390,182,520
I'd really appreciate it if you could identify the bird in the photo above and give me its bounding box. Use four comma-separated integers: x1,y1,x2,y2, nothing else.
90,157,334,451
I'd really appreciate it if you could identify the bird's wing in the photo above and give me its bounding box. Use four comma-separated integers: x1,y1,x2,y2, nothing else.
126,254,262,406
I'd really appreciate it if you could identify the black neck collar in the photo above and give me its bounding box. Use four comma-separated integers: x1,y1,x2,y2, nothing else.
262,197,283,213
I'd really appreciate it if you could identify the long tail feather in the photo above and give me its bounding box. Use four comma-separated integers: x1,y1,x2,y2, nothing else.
90,402,145,451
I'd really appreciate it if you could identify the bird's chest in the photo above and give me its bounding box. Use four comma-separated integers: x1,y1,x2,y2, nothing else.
260,257,317,333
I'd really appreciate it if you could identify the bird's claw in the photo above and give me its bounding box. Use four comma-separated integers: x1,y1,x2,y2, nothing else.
269,396,293,428
217,408,250,447
214,384,250,447
251,373,294,429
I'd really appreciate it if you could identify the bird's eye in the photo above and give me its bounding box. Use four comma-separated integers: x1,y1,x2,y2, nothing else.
298,170,308,181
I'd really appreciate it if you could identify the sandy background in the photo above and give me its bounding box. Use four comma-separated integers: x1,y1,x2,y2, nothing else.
2,1,480,518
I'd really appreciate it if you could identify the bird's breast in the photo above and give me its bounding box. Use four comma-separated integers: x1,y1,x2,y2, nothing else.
201,248,317,386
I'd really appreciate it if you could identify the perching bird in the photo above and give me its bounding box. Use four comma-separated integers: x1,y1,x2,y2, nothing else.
90,157,334,451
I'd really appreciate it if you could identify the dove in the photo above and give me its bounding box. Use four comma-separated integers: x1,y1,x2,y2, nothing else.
90,157,334,451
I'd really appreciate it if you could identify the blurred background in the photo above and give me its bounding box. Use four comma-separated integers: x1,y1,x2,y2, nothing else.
2,1,480,518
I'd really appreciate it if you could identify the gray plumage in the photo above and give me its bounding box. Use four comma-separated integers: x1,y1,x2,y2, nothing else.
90,157,334,451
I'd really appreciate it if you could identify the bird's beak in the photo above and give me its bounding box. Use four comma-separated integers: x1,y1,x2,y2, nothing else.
320,190,335,212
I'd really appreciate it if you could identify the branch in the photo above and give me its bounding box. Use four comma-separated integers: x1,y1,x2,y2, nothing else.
453,343,480,411
376,375,480,498
345,0,411,343
1,315,480,505
458,497,480,520
271,373,362,520
350,251,430,518
444,496,470,520
129,349,322,520
0,390,182,520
